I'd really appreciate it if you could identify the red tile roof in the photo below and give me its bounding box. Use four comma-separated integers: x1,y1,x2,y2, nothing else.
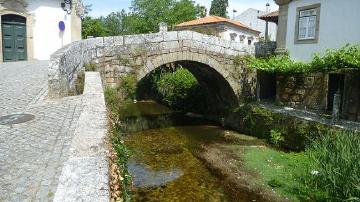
176,15,260,33
258,11,279,23
259,10,279,18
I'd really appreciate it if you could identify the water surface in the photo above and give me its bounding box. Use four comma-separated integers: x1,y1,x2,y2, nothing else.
119,101,261,201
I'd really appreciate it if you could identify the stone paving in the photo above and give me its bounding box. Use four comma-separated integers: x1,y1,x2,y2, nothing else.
0,61,83,201
260,102,360,131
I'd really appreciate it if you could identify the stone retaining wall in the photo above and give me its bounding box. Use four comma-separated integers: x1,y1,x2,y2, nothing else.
48,31,254,99
254,41,277,57
54,72,109,201
276,73,328,110
211,103,359,151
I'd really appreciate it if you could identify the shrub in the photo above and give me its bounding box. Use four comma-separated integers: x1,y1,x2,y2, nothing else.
105,87,133,201
246,54,311,73
155,68,199,110
312,44,360,72
270,129,284,147
111,132,132,201
296,131,360,201
104,87,121,111
74,71,85,95
244,44,360,73
84,63,97,71
118,74,137,100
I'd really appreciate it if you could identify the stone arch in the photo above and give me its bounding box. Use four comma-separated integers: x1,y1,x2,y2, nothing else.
48,31,257,100
136,50,240,113
138,50,240,97
0,2,34,62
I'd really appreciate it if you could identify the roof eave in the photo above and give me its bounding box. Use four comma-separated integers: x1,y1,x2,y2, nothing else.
176,21,260,35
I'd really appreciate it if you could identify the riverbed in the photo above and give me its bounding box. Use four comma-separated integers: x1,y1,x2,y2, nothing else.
118,101,273,201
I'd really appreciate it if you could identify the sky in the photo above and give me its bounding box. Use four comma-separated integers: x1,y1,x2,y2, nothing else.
84,0,278,18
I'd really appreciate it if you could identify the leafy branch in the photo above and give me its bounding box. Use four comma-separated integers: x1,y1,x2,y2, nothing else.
237,44,360,74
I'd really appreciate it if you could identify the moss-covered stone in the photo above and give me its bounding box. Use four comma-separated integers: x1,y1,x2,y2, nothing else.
221,104,346,151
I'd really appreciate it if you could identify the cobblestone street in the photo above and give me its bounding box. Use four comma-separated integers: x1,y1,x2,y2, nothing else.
0,61,83,201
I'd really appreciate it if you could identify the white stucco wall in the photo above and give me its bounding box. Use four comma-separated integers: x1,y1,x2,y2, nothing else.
219,25,259,45
27,0,72,60
236,8,278,41
286,0,360,61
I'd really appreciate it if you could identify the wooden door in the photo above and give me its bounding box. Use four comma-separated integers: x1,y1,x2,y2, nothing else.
2,16,27,62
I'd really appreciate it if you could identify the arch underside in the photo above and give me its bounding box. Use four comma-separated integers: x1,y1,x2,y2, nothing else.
178,60,238,111
137,60,239,114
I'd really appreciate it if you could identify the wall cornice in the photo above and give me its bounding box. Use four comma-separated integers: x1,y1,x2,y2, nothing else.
274,0,292,6
0,0,28,13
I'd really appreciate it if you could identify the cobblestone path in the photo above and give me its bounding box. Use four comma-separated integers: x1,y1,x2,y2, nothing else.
0,61,83,201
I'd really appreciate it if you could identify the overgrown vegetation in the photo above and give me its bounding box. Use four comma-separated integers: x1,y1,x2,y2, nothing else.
155,68,201,111
295,131,360,201
105,87,133,201
110,124,133,201
137,66,206,113
84,63,97,71
118,74,137,100
72,63,98,95
269,129,284,147
234,104,331,150
244,131,360,202
74,71,85,95
241,44,360,73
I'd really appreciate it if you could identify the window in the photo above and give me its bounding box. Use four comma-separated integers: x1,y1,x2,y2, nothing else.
295,4,321,44
247,36,254,45
239,35,245,43
230,33,237,41
298,9,316,40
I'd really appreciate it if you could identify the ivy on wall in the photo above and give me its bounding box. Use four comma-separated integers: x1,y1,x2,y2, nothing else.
236,44,360,74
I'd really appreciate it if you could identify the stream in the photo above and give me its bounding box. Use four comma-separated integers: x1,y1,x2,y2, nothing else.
117,101,264,201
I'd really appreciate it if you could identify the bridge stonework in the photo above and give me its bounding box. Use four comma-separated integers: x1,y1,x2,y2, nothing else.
49,31,257,102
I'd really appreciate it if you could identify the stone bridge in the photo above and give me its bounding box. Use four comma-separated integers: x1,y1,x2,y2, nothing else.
49,30,257,110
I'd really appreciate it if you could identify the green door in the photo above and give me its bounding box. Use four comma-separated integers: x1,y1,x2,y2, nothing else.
2,22,27,62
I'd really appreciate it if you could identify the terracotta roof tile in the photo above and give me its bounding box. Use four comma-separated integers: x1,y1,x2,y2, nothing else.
176,15,260,33
258,11,279,19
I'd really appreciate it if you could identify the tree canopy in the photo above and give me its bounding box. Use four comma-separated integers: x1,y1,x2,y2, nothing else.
82,16,108,38
82,0,206,38
209,0,229,18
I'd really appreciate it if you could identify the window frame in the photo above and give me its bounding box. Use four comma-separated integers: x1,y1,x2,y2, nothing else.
294,3,321,44
230,33,237,41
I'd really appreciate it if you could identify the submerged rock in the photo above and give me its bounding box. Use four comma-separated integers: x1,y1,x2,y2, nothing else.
128,160,183,188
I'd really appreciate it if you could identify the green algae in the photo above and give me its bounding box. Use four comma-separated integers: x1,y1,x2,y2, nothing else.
118,101,174,118
124,126,230,202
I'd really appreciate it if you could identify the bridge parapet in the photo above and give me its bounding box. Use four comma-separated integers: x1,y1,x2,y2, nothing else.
48,31,255,98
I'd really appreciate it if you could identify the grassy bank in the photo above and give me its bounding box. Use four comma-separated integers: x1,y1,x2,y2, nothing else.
242,147,306,201
240,131,360,201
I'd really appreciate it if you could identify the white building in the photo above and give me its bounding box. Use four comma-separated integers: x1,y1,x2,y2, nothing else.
275,0,360,61
0,0,84,62
175,15,260,45
235,8,278,41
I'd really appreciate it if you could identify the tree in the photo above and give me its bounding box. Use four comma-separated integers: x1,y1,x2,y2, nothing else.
101,10,130,36
196,5,207,18
81,0,206,37
209,0,228,18
129,0,203,33
82,16,107,38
